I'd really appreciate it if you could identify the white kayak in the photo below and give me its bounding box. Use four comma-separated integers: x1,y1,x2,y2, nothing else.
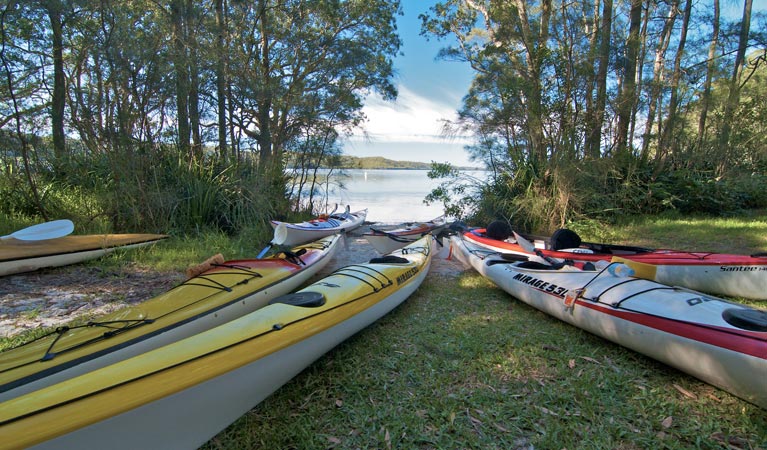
464,227,767,300
0,236,434,450
450,234,767,409
270,206,367,246
364,215,447,254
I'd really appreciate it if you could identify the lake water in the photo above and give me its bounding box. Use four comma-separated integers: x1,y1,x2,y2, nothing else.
315,169,448,223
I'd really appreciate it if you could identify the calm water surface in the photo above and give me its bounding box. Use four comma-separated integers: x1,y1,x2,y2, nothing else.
317,169,446,223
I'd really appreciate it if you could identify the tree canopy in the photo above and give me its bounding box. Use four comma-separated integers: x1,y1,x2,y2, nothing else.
0,0,402,231
421,0,767,230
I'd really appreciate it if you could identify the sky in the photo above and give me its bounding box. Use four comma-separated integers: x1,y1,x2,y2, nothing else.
340,0,478,167
342,1,765,168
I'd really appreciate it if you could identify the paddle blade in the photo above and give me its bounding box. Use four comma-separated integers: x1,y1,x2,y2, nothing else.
1,219,74,241
512,231,536,253
272,223,288,245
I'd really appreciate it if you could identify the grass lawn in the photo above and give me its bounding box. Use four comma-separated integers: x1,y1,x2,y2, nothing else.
2,212,766,448
202,212,767,449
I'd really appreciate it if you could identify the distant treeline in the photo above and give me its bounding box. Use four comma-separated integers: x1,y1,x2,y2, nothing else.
332,156,435,170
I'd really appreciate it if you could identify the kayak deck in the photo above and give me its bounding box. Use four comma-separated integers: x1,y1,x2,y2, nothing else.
0,234,169,262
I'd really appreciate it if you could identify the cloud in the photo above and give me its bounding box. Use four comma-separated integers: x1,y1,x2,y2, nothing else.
347,85,472,145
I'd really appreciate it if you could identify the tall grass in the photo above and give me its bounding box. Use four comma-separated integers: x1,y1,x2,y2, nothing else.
430,159,767,235
0,146,283,236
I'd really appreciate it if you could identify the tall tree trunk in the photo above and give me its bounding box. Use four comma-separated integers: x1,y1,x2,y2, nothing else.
257,0,273,167
615,0,642,158
586,0,612,159
583,0,601,159
717,0,751,174
657,0,692,168
44,0,66,159
510,0,551,168
655,0,692,165
630,0,652,155
215,0,227,159
697,0,719,150
187,0,201,159
171,0,190,157
640,1,677,162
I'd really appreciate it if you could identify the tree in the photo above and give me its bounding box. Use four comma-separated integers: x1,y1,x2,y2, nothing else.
718,0,752,174
615,0,642,158
40,0,67,159
228,0,401,175
696,0,719,150
586,0,612,159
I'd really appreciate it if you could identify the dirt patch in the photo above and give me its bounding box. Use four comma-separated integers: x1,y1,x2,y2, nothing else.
0,225,465,339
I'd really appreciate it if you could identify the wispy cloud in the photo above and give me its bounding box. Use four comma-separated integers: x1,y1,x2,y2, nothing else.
348,85,472,145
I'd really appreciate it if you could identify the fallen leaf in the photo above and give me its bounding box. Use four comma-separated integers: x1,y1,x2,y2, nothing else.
539,406,559,416
493,422,510,432
710,432,750,448
568,359,576,369
384,428,391,450
335,399,343,407
672,383,697,399
327,436,341,444
579,356,601,364
661,416,673,429
705,392,722,402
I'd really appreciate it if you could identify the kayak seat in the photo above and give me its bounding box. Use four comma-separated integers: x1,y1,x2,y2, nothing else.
268,291,326,308
722,308,767,332
486,220,512,240
550,228,582,251
516,261,554,270
369,255,409,264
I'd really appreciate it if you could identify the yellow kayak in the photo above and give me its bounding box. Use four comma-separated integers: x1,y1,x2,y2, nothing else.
0,234,169,276
0,234,342,402
0,235,432,450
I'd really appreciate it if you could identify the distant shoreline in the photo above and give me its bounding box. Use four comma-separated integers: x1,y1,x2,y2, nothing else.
326,155,481,171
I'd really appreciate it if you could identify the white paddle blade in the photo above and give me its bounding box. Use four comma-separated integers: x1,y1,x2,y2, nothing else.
512,231,536,253
272,223,288,245
1,219,74,241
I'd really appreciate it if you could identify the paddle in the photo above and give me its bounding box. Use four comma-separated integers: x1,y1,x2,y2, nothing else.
257,223,289,258
513,231,559,266
1,219,74,241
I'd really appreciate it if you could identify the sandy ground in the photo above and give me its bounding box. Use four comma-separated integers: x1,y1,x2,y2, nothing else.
0,225,465,339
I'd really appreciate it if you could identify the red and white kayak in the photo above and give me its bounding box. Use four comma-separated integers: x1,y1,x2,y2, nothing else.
464,227,767,300
270,206,367,246
364,215,447,254
449,234,767,409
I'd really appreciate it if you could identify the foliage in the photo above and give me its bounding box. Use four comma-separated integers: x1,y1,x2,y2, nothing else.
0,141,282,235
0,0,403,231
421,1,767,232
429,158,767,234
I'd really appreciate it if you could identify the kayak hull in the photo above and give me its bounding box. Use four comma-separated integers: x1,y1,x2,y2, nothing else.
0,234,169,277
0,235,342,402
464,229,767,300
450,235,767,409
271,209,367,246
364,215,447,254
0,236,433,450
